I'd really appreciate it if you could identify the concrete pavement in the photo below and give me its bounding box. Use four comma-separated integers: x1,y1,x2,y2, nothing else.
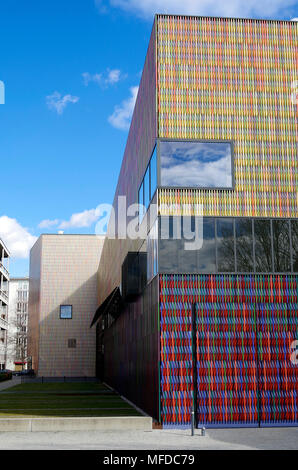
0,427,297,450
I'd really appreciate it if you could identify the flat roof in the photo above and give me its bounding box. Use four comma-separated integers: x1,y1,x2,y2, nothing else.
155,13,298,24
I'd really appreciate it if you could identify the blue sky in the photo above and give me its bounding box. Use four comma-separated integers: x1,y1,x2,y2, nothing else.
0,0,297,277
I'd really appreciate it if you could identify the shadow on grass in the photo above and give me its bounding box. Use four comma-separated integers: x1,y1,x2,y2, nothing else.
0,382,142,418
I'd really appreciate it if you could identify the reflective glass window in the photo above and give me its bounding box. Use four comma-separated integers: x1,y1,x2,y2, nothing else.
291,220,298,272
138,181,144,223
272,219,291,272
150,147,157,199
197,218,216,273
158,217,179,273
147,220,158,281
160,140,233,188
236,219,253,272
144,167,150,210
217,219,235,272
60,305,72,319
254,219,272,272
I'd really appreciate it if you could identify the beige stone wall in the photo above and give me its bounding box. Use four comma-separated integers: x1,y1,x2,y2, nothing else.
28,237,42,372
29,235,104,377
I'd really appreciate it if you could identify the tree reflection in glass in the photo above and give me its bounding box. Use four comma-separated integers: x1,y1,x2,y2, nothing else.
236,219,253,272
291,220,298,272
217,219,235,272
254,219,272,272
272,220,291,272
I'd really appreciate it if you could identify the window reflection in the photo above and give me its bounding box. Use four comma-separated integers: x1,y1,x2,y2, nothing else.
147,220,158,281
144,168,150,210
217,219,235,272
197,218,216,273
150,147,157,199
272,220,291,272
150,217,296,279
291,220,298,272
138,182,144,223
254,220,272,272
236,219,253,272
138,145,157,224
160,140,233,188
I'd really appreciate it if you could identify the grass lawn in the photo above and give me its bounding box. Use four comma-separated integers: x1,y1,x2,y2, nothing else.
0,382,141,418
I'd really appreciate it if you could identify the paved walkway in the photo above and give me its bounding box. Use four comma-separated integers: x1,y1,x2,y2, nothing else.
0,427,297,450
0,377,21,391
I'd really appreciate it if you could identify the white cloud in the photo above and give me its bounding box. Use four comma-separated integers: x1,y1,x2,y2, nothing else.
82,72,103,86
82,69,124,87
46,92,79,115
107,69,122,84
96,0,297,20
108,86,138,131
59,208,102,229
291,17,298,20
38,219,60,229
0,216,37,259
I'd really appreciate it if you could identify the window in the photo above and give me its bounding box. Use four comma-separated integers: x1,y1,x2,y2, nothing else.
273,220,291,272
254,220,272,272
147,220,158,280
138,145,157,224
159,140,233,189
60,305,72,319
291,220,298,272
216,219,235,272
68,339,76,348
197,218,216,273
138,182,144,223
144,167,150,210
158,216,216,274
236,219,253,272
150,147,157,199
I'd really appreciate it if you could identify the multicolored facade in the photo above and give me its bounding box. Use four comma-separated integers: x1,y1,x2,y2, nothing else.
96,15,298,428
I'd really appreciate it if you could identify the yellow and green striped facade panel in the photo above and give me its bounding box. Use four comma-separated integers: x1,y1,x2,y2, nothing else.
156,15,297,218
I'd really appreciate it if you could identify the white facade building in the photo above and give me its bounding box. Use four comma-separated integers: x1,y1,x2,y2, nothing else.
6,278,29,371
0,238,10,370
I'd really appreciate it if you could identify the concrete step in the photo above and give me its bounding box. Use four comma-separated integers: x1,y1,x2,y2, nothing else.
0,416,152,432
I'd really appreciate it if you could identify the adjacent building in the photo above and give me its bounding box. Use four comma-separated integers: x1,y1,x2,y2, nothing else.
28,234,104,377
6,278,29,371
0,238,10,370
93,15,298,428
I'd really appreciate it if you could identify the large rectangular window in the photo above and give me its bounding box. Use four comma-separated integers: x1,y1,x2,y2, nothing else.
159,140,233,189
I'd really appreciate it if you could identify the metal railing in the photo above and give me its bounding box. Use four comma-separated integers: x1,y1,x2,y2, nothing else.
0,290,8,300
0,262,9,278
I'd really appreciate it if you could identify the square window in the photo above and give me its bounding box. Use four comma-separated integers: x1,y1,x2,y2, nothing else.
159,140,233,189
60,305,72,319
68,339,76,348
